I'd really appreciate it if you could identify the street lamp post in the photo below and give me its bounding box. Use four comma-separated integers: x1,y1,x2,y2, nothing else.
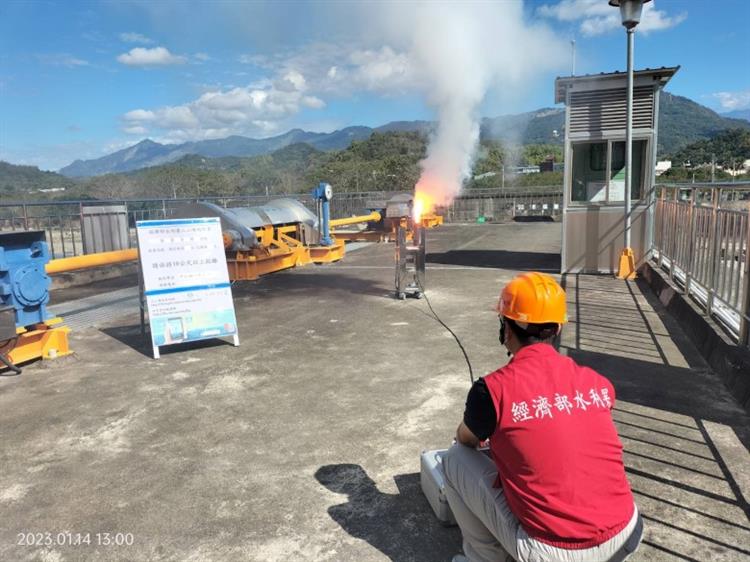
610,0,650,280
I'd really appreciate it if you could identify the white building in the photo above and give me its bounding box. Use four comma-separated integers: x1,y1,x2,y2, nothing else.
655,160,672,176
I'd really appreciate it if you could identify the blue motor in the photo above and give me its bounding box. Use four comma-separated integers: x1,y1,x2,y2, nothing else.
312,182,334,246
0,231,52,328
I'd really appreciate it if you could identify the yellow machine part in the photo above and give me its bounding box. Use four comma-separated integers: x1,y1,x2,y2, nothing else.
46,248,139,274
226,224,346,281
329,211,381,228
421,213,444,228
42,210,382,282
330,212,443,243
330,230,389,243
308,239,346,263
7,317,72,366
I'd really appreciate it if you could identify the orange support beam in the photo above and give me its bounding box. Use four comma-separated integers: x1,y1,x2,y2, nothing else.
46,248,139,274
7,318,72,367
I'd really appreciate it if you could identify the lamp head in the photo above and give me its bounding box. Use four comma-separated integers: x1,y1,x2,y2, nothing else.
608,0,651,30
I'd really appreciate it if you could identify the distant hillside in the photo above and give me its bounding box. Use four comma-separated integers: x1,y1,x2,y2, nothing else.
72,132,568,201
59,126,373,178
376,120,434,134
50,91,750,178
0,161,75,196
657,92,750,156
481,108,564,145
722,109,750,122
670,128,750,167
68,133,426,199
481,96,750,153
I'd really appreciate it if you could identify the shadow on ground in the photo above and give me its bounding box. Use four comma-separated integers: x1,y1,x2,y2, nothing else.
512,216,555,223
231,271,392,300
426,250,560,272
559,273,750,559
567,348,750,449
100,324,234,358
315,464,461,561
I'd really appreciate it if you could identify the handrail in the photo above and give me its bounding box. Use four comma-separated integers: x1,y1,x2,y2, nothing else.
653,184,749,345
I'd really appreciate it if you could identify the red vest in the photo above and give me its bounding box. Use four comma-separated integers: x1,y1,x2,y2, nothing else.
484,343,634,549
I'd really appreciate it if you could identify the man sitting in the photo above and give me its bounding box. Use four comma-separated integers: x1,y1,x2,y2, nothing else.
444,272,642,562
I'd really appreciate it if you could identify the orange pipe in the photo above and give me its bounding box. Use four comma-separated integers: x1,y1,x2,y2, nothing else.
330,211,381,228
45,211,381,275
46,248,139,274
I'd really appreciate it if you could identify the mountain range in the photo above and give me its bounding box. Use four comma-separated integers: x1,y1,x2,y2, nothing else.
722,109,750,122
46,92,750,178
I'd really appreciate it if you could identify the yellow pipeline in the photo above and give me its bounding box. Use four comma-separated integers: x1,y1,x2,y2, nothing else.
330,211,381,228
46,248,139,274
45,211,381,275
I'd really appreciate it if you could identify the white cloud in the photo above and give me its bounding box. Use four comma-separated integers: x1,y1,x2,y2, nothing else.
119,32,153,44
121,41,420,142
116,3,567,152
194,52,212,62
123,125,148,135
539,0,686,36
238,54,265,65
117,47,187,67
347,47,413,92
261,43,418,96
124,109,155,121
121,74,325,141
712,89,750,112
37,53,90,68
302,96,325,109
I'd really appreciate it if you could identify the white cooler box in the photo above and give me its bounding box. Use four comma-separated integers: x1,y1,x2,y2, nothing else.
420,448,457,526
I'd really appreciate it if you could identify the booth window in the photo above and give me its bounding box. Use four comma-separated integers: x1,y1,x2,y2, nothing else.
609,140,646,202
570,140,646,203
571,142,607,202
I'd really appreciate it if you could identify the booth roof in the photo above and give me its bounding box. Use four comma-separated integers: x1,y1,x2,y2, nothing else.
554,66,680,104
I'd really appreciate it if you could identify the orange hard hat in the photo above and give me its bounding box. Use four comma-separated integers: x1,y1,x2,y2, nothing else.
496,272,567,325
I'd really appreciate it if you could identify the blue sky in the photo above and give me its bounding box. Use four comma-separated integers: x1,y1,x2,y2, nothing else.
1,0,748,171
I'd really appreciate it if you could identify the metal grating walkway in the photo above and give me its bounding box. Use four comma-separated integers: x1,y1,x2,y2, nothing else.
49,286,140,331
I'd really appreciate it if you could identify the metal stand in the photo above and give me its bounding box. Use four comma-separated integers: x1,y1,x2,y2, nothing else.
395,221,425,300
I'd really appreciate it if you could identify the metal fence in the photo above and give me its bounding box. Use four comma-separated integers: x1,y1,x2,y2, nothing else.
440,186,563,222
653,182,750,345
0,187,563,259
0,193,385,259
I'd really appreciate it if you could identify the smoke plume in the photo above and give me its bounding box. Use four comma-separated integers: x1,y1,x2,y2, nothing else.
387,2,566,209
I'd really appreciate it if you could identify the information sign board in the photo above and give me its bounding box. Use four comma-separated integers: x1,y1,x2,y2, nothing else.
136,218,239,358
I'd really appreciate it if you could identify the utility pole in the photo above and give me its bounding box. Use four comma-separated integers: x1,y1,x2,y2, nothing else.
571,40,576,76
711,153,715,183
611,0,649,280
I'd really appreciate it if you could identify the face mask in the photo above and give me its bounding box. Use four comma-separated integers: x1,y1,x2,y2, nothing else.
499,317,512,357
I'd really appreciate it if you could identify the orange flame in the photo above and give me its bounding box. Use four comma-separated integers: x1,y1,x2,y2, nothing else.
413,190,435,223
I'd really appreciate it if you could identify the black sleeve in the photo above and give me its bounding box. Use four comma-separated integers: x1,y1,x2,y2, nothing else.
463,378,497,441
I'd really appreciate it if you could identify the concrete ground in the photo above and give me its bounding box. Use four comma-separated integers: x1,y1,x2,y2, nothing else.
0,223,748,562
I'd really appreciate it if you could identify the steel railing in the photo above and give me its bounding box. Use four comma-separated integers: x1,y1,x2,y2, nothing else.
653,182,750,345
0,192,391,259
0,187,563,259
440,186,563,222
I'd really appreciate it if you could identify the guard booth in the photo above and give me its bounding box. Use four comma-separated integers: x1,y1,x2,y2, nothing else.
556,67,678,273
